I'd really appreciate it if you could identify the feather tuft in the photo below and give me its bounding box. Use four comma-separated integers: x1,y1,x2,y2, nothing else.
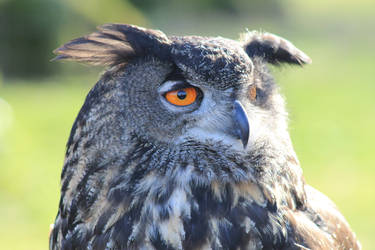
241,31,312,66
53,24,171,66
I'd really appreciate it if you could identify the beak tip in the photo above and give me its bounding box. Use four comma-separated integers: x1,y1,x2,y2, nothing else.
241,132,249,149
233,101,250,149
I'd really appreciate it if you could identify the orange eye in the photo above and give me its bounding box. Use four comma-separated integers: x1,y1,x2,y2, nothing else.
165,87,197,106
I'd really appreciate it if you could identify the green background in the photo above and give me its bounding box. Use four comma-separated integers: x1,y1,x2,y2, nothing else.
0,0,374,249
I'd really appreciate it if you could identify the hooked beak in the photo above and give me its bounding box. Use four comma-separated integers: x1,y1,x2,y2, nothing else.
233,100,250,148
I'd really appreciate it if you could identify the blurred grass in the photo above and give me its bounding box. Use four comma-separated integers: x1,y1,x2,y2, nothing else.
0,77,95,249
278,41,375,248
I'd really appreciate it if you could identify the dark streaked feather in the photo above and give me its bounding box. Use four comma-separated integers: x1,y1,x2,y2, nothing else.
53,24,171,66
242,31,312,66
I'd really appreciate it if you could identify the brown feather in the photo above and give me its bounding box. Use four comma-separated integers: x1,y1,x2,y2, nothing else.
53,24,171,66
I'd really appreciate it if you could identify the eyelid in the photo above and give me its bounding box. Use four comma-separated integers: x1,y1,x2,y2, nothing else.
158,80,191,94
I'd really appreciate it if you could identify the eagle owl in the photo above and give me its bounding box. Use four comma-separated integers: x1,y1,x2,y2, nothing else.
50,24,361,250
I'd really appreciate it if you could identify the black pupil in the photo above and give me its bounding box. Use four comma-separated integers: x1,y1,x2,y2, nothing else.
177,90,187,100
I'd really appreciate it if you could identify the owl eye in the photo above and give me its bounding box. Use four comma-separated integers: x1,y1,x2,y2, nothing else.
164,87,198,106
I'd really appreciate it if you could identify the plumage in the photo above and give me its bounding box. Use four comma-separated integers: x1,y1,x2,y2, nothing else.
50,24,361,250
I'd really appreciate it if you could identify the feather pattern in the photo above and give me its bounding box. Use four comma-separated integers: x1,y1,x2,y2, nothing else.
53,24,171,66
241,31,312,65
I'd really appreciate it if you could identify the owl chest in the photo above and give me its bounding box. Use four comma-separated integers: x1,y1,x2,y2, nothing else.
136,184,287,250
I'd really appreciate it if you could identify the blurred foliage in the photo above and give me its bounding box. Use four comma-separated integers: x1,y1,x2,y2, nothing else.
0,0,63,78
0,0,374,249
0,0,145,79
128,0,283,15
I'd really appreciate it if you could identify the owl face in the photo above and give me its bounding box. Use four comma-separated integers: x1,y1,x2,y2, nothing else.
117,57,250,151
54,24,311,152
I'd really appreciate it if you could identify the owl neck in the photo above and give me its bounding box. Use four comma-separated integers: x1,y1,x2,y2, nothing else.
106,134,306,212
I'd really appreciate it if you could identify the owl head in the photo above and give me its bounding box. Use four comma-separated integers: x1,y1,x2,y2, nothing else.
55,24,310,162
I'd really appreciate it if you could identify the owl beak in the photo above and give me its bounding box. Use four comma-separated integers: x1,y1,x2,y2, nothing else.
233,100,250,148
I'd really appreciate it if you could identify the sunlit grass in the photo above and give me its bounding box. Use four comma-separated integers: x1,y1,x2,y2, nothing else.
278,44,375,248
0,78,94,249
0,44,373,249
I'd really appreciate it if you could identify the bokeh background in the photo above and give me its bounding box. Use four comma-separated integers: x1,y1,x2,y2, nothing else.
0,0,374,249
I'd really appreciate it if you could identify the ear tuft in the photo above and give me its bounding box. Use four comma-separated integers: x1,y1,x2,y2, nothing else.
53,24,171,66
241,31,312,66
